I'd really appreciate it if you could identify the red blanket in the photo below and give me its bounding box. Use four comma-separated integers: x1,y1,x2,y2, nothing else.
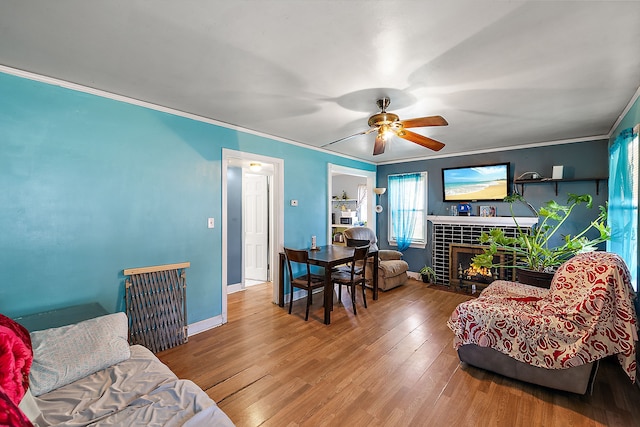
0,314,32,405
0,386,33,427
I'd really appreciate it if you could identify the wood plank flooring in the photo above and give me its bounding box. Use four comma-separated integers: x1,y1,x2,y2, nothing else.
157,279,640,426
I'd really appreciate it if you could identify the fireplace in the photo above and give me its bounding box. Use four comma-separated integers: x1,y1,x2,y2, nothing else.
428,216,537,287
449,243,515,290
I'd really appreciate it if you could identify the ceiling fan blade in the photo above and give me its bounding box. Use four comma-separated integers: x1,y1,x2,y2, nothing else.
398,130,445,151
400,116,448,128
373,133,386,155
322,127,377,147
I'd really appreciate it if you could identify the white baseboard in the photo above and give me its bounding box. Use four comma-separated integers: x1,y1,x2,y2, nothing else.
188,315,224,336
227,283,243,294
407,271,421,280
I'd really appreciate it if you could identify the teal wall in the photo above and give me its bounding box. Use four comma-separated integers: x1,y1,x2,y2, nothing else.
377,140,609,273
0,72,374,322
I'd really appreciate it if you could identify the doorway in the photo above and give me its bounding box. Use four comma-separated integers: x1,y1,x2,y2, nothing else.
222,149,284,324
327,164,377,244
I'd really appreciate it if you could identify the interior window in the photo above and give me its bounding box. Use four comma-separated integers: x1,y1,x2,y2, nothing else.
387,172,428,249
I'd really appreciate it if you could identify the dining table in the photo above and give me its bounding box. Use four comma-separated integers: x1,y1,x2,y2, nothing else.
278,245,379,325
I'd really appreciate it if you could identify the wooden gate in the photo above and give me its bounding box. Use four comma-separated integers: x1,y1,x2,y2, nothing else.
123,262,189,353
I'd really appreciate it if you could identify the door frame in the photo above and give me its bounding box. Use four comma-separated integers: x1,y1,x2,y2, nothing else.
327,163,377,244
222,149,284,321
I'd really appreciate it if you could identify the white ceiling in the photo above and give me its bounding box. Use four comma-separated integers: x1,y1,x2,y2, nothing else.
1,1,639,164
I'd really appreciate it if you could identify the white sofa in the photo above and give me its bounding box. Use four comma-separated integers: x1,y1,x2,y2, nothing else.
20,312,234,426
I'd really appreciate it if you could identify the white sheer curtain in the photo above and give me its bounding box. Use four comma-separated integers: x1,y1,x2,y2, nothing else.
357,184,367,224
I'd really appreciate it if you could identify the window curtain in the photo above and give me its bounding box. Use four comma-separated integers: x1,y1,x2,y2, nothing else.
607,126,638,291
389,173,422,251
356,184,367,224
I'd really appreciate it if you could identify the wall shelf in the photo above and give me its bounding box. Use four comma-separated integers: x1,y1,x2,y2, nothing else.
514,177,608,196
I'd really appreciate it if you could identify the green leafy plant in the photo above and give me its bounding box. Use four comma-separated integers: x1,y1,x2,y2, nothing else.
471,193,610,273
419,265,437,283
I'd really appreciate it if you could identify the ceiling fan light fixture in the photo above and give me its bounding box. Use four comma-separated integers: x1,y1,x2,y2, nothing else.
323,97,447,156
368,112,400,127
379,125,395,140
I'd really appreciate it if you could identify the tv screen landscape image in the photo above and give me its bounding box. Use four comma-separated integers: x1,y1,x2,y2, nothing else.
442,163,510,202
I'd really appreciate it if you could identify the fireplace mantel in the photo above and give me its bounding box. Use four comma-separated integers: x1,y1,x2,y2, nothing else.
429,216,537,286
427,215,538,228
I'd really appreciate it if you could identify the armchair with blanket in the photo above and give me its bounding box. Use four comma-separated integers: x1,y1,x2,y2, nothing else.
447,251,638,394
343,226,409,291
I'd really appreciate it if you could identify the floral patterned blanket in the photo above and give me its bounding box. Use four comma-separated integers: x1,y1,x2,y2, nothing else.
448,252,638,382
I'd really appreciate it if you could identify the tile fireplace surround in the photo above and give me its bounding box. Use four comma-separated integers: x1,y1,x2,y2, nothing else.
427,216,538,287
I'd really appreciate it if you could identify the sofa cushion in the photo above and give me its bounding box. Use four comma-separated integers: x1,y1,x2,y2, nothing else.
378,259,409,277
378,249,403,261
29,312,130,396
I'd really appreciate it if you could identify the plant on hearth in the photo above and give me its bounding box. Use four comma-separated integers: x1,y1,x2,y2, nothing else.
419,265,437,283
471,193,610,274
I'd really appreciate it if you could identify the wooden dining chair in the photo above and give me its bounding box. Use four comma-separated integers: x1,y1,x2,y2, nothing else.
333,238,370,274
284,248,326,321
346,238,371,248
332,245,369,315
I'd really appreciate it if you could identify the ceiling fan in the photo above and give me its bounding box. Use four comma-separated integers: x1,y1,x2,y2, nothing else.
325,97,448,155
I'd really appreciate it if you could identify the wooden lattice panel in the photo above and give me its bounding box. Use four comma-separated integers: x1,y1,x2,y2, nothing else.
124,262,189,353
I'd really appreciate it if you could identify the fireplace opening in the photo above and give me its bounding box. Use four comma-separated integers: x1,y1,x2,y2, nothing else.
449,243,515,291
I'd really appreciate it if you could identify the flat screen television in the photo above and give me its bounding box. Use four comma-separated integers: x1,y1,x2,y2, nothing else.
442,163,510,202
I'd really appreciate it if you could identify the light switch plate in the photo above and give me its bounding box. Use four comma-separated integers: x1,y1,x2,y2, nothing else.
290,200,298,206
207,218,215,228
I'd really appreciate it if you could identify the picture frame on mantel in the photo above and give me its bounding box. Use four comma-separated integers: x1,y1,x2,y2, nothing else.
479,206,497,217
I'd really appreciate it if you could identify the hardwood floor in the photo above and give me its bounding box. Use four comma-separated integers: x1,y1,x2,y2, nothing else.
157,279,640,426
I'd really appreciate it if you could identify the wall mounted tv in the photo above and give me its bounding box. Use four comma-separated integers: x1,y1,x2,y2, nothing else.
442,163,510,202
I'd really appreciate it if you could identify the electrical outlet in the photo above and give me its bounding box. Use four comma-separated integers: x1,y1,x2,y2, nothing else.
207,218,214,228
290,200,298,206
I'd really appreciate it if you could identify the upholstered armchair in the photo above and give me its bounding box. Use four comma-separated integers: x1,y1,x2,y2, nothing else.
447,251,638,394
343,227,409,291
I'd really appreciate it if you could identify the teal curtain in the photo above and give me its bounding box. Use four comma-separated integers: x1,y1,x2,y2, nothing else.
607,127,638,291
389,173,422,251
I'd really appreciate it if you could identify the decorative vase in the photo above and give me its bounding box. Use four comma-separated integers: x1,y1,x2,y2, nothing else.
516,268,554,289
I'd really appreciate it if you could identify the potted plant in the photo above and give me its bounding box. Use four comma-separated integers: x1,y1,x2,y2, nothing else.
419,265,437,283
471,193,610,287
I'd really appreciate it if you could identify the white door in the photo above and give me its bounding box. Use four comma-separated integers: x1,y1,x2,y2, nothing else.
244,173,269,281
